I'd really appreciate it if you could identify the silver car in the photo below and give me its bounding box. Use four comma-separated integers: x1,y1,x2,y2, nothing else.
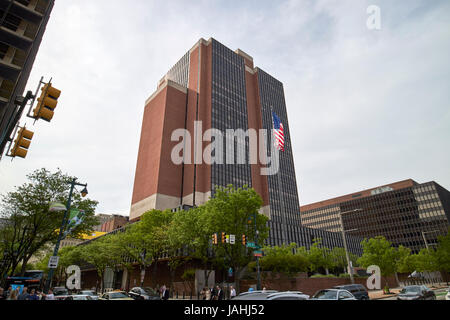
266,291,310,300
311,289,357,300
232,290,279,300
80,290,99,300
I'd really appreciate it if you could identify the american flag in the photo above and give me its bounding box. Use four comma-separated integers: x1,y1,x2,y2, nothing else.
272,112,285,152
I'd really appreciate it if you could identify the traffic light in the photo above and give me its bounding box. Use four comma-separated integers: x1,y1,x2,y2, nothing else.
33,82,61,122
242,234,247,246
10,127,34,158
212,233,218,245
221,232,226,244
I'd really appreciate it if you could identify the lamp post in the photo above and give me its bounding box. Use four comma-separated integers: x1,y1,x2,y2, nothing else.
251,213,261,291
44,178,88,293
421,230,439,250
338,209,362,284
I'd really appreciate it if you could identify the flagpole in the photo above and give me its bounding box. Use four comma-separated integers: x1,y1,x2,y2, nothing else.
270,106,287,245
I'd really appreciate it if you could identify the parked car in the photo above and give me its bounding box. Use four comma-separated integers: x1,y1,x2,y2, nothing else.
266,291,310,300
333,284,369,300
64,295,93,301
445,287,450,301
80,290,99,300
128,287,161,300
310,289,357,300
232,290,279,300
53,287,70,300
100,291,134,300
397,285,436,300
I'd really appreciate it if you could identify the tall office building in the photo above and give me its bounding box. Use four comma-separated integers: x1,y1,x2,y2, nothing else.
0,0,55,157
300,179,450,253
130,38,362,252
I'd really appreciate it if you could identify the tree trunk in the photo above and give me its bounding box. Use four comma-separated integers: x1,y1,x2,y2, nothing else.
394,272,400,287
152,261,158,287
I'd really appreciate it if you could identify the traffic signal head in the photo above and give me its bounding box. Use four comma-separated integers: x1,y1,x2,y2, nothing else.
10,127,34,158
242,234,247,246
221,232,226,244
212,233,218,245
33,83,61,122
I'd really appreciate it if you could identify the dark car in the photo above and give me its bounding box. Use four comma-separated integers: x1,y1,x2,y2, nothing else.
128,287,161,300
397,285,436,301
333,284,369,300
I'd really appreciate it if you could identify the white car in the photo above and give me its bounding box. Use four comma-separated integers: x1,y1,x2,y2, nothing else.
310,289,357,300
64,295,93,300
446,288,450,301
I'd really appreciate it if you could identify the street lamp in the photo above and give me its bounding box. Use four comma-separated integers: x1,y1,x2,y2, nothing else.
339,209,362,284
44,178,88,293
421,230,439,250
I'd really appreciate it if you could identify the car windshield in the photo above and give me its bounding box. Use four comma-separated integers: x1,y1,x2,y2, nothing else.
314,290,337,299
401,287,421,294
109,292,128,299
143,287,158,295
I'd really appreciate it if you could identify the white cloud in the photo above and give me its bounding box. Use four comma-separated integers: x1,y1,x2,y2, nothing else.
1,0,449,214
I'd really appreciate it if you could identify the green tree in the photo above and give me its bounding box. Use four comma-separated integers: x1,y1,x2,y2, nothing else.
307,238,334,274
0,168,98,279
259,243,309,278
200,185,269,294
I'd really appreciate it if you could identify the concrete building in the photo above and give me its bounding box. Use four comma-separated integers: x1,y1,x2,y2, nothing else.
0,0,55,157
300,179,450,253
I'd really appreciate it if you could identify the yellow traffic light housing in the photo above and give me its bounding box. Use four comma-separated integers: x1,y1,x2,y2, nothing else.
10,127,34,158
33,83,61,122
221,232,226,244
242,234,247,246
212,233,218,245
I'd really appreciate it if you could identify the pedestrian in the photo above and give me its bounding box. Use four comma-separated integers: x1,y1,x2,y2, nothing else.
27,288,39,300
18,287,29,300
262,287,267,292
8,288,19,300
161,284,170,300
248,287,254,292
216,285,224,301
46,289,55,300
0,287,5,300
205,287,211,300
5,286,12,298
230,286,236,299
210,286,217,300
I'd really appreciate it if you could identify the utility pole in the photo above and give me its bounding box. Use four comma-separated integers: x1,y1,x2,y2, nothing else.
338,209,361,285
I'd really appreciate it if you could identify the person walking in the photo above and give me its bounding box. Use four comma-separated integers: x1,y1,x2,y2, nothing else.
230,286,236,299
205,287,211,300
216,285,224,301
46,289,55,300
18,287,29,300
8,288,19,300
161,285,170,300
27,289,39,300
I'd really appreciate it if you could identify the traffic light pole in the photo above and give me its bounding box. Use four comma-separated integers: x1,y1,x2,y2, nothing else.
44,178,86,293
253,213,261,291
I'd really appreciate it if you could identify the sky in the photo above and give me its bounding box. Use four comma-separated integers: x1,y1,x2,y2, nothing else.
1,0,449,216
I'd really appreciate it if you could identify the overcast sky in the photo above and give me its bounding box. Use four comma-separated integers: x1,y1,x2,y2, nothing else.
1,0,449,216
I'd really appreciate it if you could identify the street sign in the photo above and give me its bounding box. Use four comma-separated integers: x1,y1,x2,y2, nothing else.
48,256,59,269
247,242,260,249
225,235,230,244
253,250,263,257
230,234,235,245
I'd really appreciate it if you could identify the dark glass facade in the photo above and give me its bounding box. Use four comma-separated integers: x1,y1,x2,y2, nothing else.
210,39,252,195
257,68,302,246
302,181,450,253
